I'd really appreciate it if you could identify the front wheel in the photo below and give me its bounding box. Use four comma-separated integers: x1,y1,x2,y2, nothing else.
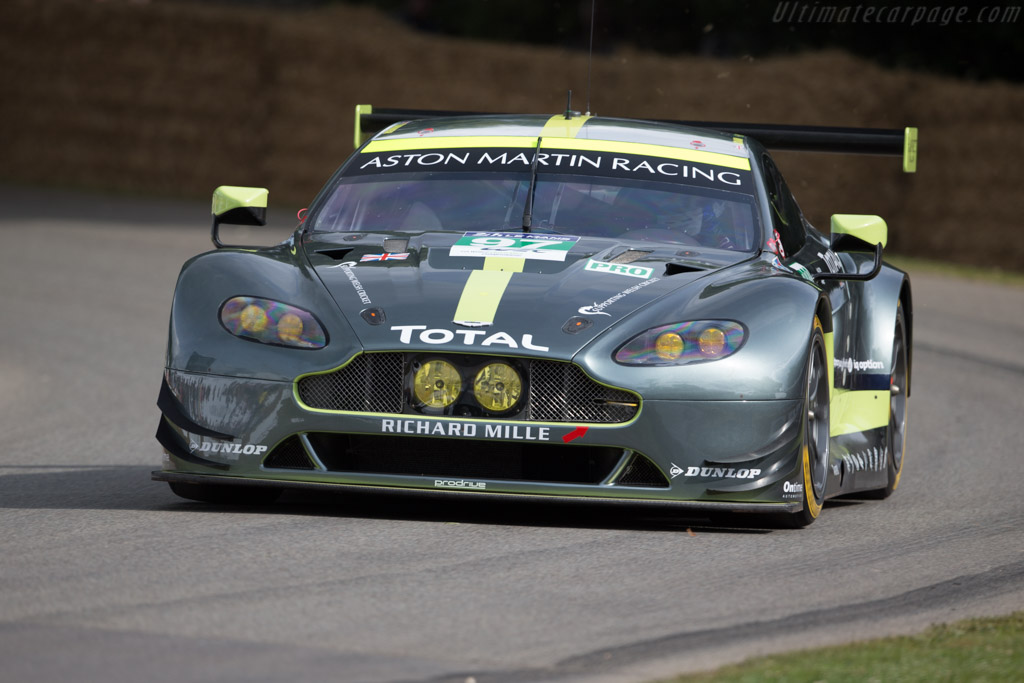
169,481,283,505
785,317,830,528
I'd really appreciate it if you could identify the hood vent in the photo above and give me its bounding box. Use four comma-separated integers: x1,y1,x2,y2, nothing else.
316,247,354,261
607,249,652,265
383,238,409,253
664,262,706,276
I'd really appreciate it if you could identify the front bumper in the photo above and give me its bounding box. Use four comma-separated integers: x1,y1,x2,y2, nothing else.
155,363,807,508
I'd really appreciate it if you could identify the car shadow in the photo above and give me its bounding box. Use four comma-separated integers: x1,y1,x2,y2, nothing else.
0,464,853,534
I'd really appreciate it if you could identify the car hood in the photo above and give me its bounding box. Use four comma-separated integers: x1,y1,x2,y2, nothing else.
303,231,750,358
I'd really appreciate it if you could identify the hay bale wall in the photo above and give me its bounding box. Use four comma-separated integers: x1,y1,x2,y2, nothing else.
1,0,1021,269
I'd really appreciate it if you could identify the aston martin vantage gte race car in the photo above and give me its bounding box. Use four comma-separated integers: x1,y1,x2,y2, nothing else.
154,105,917,526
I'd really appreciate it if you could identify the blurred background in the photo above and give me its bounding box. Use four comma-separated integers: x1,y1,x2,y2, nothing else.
1,0,1021,269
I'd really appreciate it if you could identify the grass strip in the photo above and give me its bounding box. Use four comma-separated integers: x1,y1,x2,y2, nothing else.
658,611,1024,682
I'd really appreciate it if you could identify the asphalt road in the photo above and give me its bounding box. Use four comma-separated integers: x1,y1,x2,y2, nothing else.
2,185,1022,683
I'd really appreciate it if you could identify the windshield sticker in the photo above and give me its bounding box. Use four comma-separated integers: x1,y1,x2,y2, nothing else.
585,259,654,279
450,232,578,261
350,147,754,191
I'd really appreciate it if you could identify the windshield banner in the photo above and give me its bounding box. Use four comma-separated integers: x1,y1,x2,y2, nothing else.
348,147,754,192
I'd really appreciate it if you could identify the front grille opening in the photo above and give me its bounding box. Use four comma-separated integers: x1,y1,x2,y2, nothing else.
528,361,639,423
263,436,316,470
307,433,623,485
297,353,405,413
615,453,670,488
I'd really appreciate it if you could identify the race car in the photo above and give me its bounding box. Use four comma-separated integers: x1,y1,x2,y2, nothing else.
153,104,917,527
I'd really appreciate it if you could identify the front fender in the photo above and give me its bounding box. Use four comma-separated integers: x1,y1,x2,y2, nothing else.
166,244,361,380
575,260,825,401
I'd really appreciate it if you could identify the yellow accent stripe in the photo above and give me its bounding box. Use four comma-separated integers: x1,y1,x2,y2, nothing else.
541,114,592,138
802,444,822,518
363,137,537,153
830,388,889,437
823,330,835,400
354,104,372,149
536,137,752,170
362,135,751,170
454,269,515,324
483,257,525,272
903,126,918,173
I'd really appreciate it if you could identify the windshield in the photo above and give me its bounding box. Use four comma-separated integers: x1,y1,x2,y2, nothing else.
313,172,760,251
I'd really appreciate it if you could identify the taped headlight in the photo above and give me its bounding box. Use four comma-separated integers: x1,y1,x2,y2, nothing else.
220,296,327,349
615,321,745,366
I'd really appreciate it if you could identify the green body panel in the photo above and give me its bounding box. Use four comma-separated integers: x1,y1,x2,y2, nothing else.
212,186,268,216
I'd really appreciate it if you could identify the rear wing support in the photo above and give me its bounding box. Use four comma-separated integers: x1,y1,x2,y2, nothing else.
353,104,918,173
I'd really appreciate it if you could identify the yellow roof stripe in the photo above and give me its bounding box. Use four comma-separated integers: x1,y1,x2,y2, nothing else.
363,135,751,170
482,257,525,272
452,258,525,325
539,137,751,170
541,114,592,139
364,137,537,153
453,269,516,325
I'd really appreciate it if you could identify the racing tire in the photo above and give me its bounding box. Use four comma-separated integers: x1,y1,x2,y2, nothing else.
863,303,908,499
169,481,283,505
783,317,830,528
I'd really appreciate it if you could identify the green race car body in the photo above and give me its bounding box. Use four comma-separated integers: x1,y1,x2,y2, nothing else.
154,108,915,526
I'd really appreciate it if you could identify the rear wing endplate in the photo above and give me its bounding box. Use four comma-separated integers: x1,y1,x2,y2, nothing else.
354,104,918,173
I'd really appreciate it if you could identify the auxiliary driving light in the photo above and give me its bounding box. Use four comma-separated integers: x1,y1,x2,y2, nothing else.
413,360,462,408
473,363,523,412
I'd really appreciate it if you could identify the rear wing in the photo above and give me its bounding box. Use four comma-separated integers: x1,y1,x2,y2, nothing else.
353,104,918,173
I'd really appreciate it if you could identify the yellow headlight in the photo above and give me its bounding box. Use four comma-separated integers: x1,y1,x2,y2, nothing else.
698,327,726,357
240,304,268,333
473,363,522,412
277,312,304,343
655,332,684,360
413,360,462,408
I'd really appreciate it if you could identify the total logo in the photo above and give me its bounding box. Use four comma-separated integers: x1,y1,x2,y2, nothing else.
391,325,549,351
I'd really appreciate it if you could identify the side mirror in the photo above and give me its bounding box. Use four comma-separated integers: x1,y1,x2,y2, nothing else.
813,214,887,283
211,186,268,249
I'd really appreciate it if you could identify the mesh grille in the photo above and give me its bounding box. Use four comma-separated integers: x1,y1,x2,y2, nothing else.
615,453,670,487
297,353,404,413
308,433,622,484
528,361,639,423
263,436,315,470
296,354,639,424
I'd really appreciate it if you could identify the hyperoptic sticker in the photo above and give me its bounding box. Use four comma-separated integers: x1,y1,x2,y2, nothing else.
585,259,654,279
450,232,578,261
578,277,660,316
